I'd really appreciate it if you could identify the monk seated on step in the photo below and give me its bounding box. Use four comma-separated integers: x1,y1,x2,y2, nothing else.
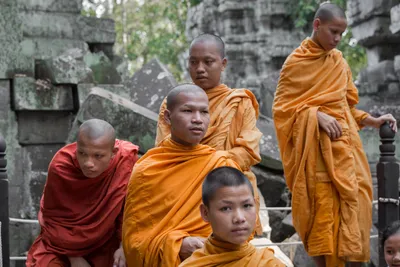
179,166,285,267
26,119,139,267
122,84,241,267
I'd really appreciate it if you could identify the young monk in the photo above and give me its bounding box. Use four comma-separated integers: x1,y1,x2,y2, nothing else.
272,3,397,267
26,119,139,267
156,33,263,234
382,221,400,267
179,166,285,267
122,84,241,266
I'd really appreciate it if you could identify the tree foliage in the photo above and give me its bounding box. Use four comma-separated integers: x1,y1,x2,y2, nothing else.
290,0,367,77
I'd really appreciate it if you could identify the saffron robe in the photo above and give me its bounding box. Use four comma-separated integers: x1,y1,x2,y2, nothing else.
26,140,139,267
179,235,285,267
122,138,240,267
156,84,263,234
272,38,372,265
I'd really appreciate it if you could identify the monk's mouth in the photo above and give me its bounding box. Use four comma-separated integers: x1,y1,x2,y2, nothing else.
190,128,203,134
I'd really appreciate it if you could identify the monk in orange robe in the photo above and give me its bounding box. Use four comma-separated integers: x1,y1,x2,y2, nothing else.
179,166,284,267
122,84,241,267
272,3,397,267
156,33,263,234
26,119,139,267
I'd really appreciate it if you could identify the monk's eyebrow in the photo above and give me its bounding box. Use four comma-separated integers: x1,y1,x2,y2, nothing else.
241,198,253,203
221,200,234,204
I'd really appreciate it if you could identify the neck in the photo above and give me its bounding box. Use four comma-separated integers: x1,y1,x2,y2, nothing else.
170,136,199,148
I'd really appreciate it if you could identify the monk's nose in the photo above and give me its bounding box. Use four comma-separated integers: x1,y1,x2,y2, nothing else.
192,112,203,123
84,160,95,169
233,210,245,224
196,62,205,73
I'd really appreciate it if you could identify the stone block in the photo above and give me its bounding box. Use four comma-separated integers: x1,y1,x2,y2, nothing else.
358,60,397,85
24,145,63,171
77,84,130,106
13,77,74,111
365,44,400,66
268,210,288,242
84,51,121,84
77,16,116,44
391,4,400,33
256,115,282,171
347,0,400,25
17,0,82,13
351,16,400,47
18,111,73,145
281,213,297,243
20,37,89,60
29,170,47,214
124,58,177,113
394,55,400,80
20,11,80,39
35,48,94,84
253,166,286,207
67,87,158,155
280,234,315,267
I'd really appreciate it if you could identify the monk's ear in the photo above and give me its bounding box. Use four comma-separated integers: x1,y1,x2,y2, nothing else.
221,58,227,71
313,18,321,32
164,109,172,126
112,146,119,157
200,203,210,223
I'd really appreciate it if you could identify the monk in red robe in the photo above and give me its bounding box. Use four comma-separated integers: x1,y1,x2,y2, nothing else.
26,119,139,267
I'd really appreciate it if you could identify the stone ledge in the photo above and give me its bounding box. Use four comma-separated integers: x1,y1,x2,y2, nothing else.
347,0,398,26
390,4,400,33
13,77,74,111
77,16,116,44
17,0,82,13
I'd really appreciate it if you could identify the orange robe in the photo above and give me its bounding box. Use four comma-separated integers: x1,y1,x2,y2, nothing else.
272,38,372,265
156,84,263,234
26,140,139,267
179,235,285,267
122,138,240,267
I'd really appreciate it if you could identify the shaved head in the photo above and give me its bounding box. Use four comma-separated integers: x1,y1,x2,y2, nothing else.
77,119,115,148
166,83,207,111
190,33,225,59
314,2,346,23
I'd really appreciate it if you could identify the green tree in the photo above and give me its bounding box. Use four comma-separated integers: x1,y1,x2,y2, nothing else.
290,0,367,77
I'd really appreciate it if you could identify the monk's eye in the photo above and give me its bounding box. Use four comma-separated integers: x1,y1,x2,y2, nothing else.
183,109,192,113
95,154,104,159
189,60,197,65
205,60,214,65
78,151,85,156
220,206,231,212
386,249,394,255
244,203,253,209
201,110,209,114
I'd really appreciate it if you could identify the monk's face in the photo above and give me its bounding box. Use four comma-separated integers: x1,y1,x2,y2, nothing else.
385,232,400,267
76,134,116,178
165,91,210,146
313,16,347,51
189,40,227,90
200,185,256,245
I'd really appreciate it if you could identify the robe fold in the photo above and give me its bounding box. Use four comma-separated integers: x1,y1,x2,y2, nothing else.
26,140,139,267
179,235,285,267
272,38,372,265
122,138,240,267
155,84,263,234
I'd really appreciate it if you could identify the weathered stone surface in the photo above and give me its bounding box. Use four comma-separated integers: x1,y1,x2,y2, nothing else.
280,234,315,267
20,11,80,39
253,166,286,207
113,55,131,83
29,170,47,215
68,87,158,155
268,210,290,242
17,0,82,13
13,77,74,111
18,111,73,145
256,115,282,171
370,225,379,267
84,51,121,84
390,4,400,33
24,145,63,171
365,44,400,66
125,58,177,113
20,37,88,60
281,213,296,239
347,0,400,25
351,16,400,47
77,83,130,106
35,48,94,84
358,60,397,86
77,16,116,44
394,55,400,80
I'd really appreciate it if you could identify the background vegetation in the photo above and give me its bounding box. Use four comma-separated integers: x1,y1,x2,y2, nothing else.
82,0,367,79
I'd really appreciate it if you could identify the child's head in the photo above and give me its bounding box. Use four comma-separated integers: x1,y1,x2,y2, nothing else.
164,83,210,146
200,166,255,245
189,33,227,91
383,220,400,267
311,2,347,51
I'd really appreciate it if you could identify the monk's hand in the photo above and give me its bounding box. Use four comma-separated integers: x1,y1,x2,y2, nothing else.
68,257,91,267
317,111,342,139
362,114,398,132
113,246,126,267
179,236,206,261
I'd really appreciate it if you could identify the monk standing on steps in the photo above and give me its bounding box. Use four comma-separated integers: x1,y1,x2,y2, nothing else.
156,33,263,235
272,3,397,267
179,166,285,267
122,84,241,267
26,119,139,267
